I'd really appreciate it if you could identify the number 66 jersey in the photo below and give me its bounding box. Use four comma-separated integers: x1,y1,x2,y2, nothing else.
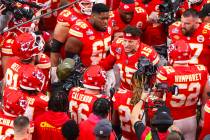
156,64,208,120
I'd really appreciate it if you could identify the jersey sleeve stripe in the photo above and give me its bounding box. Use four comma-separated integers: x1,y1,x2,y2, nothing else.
204,103,210,113
156,73,167,81
2,48,13,54
69,29,83,38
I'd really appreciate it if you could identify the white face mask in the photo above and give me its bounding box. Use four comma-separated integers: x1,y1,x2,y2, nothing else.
188,0,202,4
79,1,94,15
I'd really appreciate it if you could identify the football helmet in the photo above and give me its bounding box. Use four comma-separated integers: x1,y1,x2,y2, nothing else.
3,91,27,116
20,65,46,92
12,32,45,60
168,40,192,64
83,65,106,90
188,0,202,4
74,0,95,15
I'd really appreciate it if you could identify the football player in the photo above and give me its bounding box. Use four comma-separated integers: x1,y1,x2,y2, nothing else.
156,40,210,140
19,66,49,121
108,0,148,41
51,0,95,82
179,0,210,13
68,65,108,124
0,91,27,136
168,9,210,73
65,3,111,67
100,26,159,90
4,32,45,91
135,0,168,58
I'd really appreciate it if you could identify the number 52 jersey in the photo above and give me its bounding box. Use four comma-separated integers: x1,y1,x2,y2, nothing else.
156,65,208,120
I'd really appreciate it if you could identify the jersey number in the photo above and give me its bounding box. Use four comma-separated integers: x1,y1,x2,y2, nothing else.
69,100,89,123
170,82,201,107
90,36,111,65
5,68,18,90
119,104,132,132
189,43,203,64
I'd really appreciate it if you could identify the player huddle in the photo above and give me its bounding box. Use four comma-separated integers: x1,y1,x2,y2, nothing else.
0,0,210,140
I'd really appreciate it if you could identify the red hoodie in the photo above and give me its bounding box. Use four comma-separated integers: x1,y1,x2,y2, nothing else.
33,110,69,140
78,113,115,140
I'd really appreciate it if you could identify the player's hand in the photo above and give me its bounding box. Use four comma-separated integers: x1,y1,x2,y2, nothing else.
0,4,6,15
50,67,59,83
141,90,149,101
148,12,159,23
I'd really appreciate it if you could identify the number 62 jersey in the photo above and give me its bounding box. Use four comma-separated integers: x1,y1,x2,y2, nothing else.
156,64,208,120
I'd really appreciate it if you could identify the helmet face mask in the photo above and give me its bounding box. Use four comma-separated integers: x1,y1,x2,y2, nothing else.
188,0,202,4
12,32,45,60
78,0,95,15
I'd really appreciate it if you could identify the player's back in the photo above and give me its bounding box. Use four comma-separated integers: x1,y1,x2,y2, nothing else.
4,57,34,90
68,87,108,124
157,64,208,120
0,110,15,137
112,89,137,140
23,91,49,121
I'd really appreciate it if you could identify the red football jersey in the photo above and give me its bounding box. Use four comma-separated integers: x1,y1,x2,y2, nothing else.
179,0,210,14
4,57,35,90
109,7,148,37
57,7,88,28
1,30,22,57
37,0,61,31
169,22,210,73
199,99,210,140
135,0,167,46
156,65,208,120
0,53,3,81
33,111,69,140
104,39,159,90
0,110,15,137
23,91,48,121
36,53,51,93
106,0,121,10
68,87,108,124
68,19,112,67
112,89,137,140
56,7,88,59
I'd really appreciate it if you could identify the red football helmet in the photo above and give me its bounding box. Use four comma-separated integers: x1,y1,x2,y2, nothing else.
3,91,27,116
12,32,45,60
73,0,95,15
168,40,192,64
20,65,46,92
83,65,107,90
